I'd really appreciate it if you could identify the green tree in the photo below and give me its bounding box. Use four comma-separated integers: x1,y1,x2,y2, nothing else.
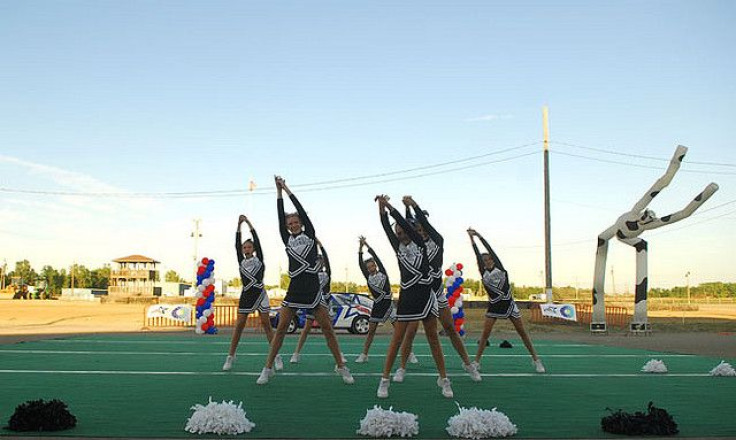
279,273,291,291
69,264,91,288
40,265,67,296
165,270,186,283
12,260,38,285
228,277,242,287
90,265,111,289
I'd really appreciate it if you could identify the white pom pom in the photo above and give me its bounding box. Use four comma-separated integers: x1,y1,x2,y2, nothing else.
357,405,419,438
185,397,255,435
710,361,736,376
446,404,518,438
641,359,668,373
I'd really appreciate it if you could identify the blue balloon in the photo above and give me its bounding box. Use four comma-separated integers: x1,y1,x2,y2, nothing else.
459,329,466,336
447,286,455,294
457,310,465,319
452,313,460,319
457,277,464,284
208,259,216,266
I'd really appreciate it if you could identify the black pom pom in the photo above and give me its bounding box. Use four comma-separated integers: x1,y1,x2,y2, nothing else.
601,402,678,436
5,399,77,432
499,340,513,348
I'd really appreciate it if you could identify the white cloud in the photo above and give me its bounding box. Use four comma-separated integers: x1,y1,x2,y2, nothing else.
466,114,513,122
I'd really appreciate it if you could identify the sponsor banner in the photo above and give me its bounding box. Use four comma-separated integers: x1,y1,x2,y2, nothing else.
147,304,192,322
540,303,577,321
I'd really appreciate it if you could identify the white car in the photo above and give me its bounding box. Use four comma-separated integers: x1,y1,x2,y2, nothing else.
270,293,374,334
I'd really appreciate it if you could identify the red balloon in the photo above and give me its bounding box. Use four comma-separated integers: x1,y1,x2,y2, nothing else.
456,286,464,294
207,315,215,322
202,258,209,265
448,296,456,306
202,322,210,331
456,263,463,270
197,267,205,275
445,269,453,276
196,298,205,306
456,317,465,325
206,284,215,292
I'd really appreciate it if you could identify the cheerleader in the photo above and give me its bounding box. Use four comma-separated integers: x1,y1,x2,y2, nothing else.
256,176,354,385
355,236,395,362
396,197,481,382
375,195,452,399
467,228,545,373
223,215,281,371
290,240,336,363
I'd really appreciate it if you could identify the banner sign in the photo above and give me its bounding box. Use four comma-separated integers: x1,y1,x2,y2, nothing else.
147,304,192,322
540,303,577,321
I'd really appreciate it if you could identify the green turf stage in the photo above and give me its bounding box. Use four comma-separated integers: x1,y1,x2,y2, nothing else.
1,333,734,438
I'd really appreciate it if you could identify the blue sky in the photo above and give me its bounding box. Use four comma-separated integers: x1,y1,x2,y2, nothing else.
1,1,734,291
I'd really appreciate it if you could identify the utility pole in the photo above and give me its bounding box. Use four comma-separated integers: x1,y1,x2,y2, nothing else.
0,259,6,290
610,266,617,294
542,106,553,302
191,219,202,289
685,271,691,304
70,263,75,295
344,266,349,293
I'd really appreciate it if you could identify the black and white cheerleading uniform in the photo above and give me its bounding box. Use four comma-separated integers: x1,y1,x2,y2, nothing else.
359,246,394,323
407,203,447,309
236,227,270,315
472,235,520,319
279,194,321,309
381,207,436,321
306,244,332,320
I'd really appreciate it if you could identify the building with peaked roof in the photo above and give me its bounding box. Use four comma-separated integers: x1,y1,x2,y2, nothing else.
109,255,161,297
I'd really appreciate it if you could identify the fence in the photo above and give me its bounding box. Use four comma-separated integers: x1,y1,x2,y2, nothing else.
142,304,266,330
529,303,629,328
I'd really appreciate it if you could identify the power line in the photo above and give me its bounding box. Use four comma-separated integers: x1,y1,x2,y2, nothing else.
551,150,736,176
551,140,736,168
0,142,541,199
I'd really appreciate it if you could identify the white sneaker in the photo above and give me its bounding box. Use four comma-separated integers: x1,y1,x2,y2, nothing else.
437,377,454,398
341,352,347,363
274,354,284,371
290,353,300,364
335,365,355,384
222,355,235,371
256,367,274,385
393,367,406,383
408,352,419,364
377,378,390,398
474,361,482,371
533,359,546,373
463,362,482,382
355,353,369,363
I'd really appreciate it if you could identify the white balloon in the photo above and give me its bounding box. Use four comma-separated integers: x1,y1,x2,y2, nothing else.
203,309,212,317
451,306,459,315
451,264,458,271
195,327,204,334
207,277,215,285
202,278,211,287
455,299,463,309
197,285,205,292
460,324,465,331
453,270,461,277
198,316,207,323
195,292,203,299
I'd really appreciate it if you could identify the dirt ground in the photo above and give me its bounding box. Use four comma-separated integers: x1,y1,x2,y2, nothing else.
1,299,734,358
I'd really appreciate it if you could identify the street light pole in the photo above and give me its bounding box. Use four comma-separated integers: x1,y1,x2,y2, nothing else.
685,271,691,304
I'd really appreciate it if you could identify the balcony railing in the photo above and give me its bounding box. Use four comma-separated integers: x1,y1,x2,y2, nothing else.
110,269,157,279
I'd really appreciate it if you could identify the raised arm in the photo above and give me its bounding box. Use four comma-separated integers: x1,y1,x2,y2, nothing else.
389,205,424,246
631,145,687,213
366,246,386,274
468,229,484,274
285,183,315,238
358,240,370,279
475,231,505,271
276,177,290,244
247,218,263,261
410,199,443,247
644,182,719,231
378,196,400,250
236,216,246,264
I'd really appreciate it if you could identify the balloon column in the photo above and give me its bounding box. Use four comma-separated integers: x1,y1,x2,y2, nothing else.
195,257,217,334
445,263,466,336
